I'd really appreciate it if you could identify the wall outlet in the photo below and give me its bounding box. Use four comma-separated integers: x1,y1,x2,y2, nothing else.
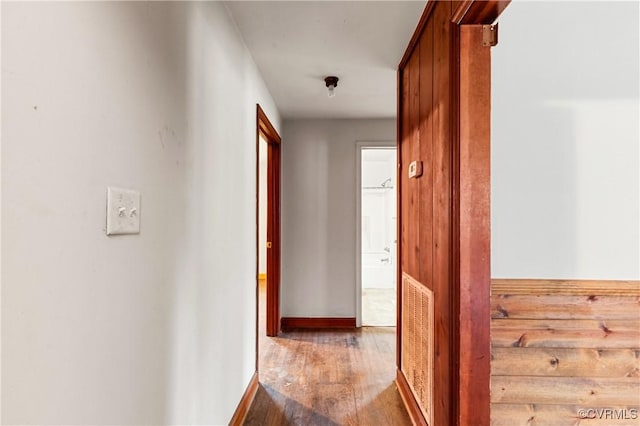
106,187,141,235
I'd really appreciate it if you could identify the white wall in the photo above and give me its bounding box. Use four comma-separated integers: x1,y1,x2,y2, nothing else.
281,119,395,317
1,2,280,424
492,1,639,280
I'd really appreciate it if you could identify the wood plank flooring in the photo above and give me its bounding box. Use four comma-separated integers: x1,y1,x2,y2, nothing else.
245,281,410,425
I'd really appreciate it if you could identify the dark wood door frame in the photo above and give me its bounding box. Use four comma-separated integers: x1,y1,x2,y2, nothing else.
256,105,281,341
396,1,510,425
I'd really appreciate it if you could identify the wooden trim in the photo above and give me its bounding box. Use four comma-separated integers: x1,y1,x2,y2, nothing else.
457,24,492,426
255,108,261,370
256,104,281,338
399,0,511,69
396,369,428,426
229,372,259,426
280,317,356,330
395,61,403,370
492,279,640,296
257,105,281,144
450,9,462,425
452,0,511,25
398,1,436,70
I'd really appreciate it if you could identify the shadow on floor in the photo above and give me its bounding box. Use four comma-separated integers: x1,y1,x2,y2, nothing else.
244,383,342,426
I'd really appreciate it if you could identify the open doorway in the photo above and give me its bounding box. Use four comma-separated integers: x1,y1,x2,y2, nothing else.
257,133,268,337
356,142,397,327
256,105,281,342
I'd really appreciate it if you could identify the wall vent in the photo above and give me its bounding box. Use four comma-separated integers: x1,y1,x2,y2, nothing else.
401,272,434,424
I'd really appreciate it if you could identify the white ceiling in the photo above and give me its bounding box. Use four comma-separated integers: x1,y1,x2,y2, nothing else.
224,1,426,120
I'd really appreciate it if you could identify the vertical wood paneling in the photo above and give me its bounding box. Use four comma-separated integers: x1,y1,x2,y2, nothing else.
431,2,454,425
418,17,434,287
398,2,506,425
407,49,421,278
400,68,409,275
399,1,456,425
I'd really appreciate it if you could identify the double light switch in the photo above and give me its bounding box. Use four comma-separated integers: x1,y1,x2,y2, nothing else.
106,187,141,235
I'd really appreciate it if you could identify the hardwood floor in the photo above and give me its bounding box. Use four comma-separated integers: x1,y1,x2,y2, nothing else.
245,281,410,425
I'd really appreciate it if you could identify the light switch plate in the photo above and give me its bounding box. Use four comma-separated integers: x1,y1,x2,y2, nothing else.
408,160,423,178
106,187,141,235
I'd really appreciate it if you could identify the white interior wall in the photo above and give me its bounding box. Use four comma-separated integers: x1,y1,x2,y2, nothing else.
492,1,639,279
1,2,280,424
281,119,395,318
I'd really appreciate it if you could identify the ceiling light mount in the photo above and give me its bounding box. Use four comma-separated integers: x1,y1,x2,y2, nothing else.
324,76,339,98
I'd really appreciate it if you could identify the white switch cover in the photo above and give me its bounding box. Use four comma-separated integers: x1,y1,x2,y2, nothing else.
106,187,141,235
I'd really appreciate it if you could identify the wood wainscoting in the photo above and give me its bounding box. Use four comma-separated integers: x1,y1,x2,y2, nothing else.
491,279,640,425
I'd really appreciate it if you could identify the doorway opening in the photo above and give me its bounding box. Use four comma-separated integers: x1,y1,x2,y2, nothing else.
356,143,397,327
256,105,281,346
258,132,268,337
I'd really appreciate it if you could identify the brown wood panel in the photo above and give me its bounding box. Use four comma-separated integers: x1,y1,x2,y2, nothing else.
417,20,434,286
491,404,640,426
492,319,640,348
452,0,511,25
492,347,640,377
400,66,411,275
490,279,640,422
493,319,640,331
491,376,640,406
406,49,421,279
399,1,438,70
492,295,640,320
492,279,640,296
398,64,411,370
430,2,454,425
280,317,356,331
458,24,492,426
397,2,510,424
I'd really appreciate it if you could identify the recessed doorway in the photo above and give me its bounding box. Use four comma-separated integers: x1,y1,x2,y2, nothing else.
356,143,397,327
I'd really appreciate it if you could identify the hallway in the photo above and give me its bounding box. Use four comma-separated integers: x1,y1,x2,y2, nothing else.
244,282,410,425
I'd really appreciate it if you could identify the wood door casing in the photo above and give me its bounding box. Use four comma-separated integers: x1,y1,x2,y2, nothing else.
257,105,281,339
396,1,509,425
